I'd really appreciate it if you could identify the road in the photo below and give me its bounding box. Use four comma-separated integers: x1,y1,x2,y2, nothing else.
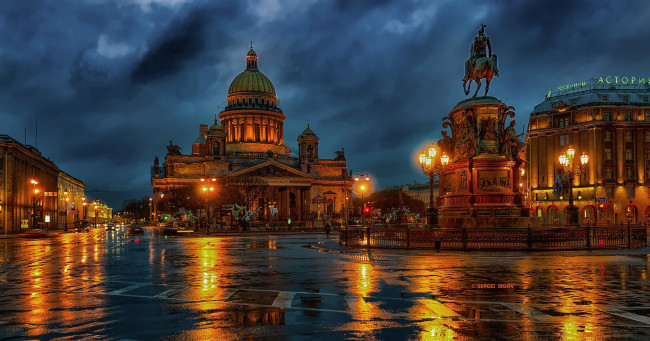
0,226,649,340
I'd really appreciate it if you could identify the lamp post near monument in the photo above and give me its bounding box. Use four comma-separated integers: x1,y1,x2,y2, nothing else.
354,174,370,225
417,144,448,228
558,147,588,226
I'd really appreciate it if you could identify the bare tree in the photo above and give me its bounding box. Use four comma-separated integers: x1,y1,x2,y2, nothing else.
217,176,270,229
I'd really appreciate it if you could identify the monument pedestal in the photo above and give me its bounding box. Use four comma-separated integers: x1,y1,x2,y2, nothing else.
438,97,526,228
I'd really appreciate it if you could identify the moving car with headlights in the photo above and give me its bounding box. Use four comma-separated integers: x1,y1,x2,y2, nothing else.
125,225,145,235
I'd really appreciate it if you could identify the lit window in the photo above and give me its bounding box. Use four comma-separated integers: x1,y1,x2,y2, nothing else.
625,131,632,142
605,148,612,160
605,167,613,180
601,95,609,101
604,130,612,142
625,148,633,160
604,112,610,121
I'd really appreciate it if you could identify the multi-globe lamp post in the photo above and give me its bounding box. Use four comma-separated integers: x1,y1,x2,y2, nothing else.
354,174,370,225
417,143,448,228
558,146,588,226
200,178,216,233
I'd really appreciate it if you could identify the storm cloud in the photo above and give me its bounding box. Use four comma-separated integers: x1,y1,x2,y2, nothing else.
1,0,648,208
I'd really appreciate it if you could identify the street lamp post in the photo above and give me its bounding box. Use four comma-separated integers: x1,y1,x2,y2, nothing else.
417,143,449,228
558,146,588,226
82,196,87,220
63,189,69,231
94,204,98,228
354,174,370,225
30,179,41,229
201,178,216,234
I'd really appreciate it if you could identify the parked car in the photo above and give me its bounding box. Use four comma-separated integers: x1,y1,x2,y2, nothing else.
74,220,90,233
125,225,145,235
106,223,116,231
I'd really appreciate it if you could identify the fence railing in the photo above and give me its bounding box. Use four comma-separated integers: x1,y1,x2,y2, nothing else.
339,225,648,251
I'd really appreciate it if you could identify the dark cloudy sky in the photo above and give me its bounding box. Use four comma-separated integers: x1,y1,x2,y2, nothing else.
1,0,648,208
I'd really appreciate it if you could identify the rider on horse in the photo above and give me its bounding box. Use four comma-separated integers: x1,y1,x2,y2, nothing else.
462,24,499,97
464,24,492,81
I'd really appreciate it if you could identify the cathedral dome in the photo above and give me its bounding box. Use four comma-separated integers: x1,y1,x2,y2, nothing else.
227,47,276,96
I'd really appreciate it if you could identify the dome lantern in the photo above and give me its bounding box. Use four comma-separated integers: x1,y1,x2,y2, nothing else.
246,43,258,70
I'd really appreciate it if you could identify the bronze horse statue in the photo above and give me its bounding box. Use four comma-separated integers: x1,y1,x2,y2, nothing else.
463,54,499,97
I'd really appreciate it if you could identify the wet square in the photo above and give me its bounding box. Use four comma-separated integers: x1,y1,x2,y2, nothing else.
225,289,278,305
290,293,349,311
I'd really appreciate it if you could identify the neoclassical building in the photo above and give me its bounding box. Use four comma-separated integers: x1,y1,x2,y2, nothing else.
525,77,650,225
151,47,350,223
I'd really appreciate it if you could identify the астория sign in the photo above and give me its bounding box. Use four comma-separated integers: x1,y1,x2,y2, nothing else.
550,76,650,97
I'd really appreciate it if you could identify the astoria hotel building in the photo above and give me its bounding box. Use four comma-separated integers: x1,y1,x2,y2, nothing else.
526,77,650,225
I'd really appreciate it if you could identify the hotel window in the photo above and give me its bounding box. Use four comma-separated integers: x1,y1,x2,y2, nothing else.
643,96,649,102
625,131,632,142
625,112,632,121
605,167,613,180
558,118,563,127
625,166,634,179
601,94,609,101
560,135,570,145
605,148,612,160
570,98,578,105
604,130,612,142
622,95,630,102
625,148,633,160
604,112,610,121
646,131,650,142
646,149,650,161
646,113,650,122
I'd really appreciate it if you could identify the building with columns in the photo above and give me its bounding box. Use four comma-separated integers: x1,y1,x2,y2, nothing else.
525,77,650,225
151,47,351,224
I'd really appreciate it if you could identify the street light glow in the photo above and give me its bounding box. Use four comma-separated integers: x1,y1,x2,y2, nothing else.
441,154,449,166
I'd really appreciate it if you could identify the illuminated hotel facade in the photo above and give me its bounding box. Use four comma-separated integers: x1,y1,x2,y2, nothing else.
525,77,650,225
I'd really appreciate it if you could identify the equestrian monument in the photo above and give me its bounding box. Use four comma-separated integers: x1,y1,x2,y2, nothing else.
437,25,528,228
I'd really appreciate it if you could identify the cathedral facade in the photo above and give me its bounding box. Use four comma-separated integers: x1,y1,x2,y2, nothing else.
151,47,350,224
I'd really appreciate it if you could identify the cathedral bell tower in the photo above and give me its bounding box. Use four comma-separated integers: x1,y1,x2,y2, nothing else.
298,123,319,163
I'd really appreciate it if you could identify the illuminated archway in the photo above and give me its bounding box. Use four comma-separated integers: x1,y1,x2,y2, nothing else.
624,204,638,224
547,205,560,225
582,205,596,225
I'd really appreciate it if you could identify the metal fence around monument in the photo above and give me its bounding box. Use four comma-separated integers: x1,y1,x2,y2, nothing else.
339,225,648,251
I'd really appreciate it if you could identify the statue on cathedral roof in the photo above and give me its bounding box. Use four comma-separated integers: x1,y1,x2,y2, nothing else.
166,141,182,155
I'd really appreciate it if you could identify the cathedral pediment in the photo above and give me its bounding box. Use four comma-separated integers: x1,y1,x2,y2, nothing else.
229,161,310,178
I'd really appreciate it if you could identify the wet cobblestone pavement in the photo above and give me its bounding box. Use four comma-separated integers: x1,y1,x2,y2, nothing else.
0,228,648,340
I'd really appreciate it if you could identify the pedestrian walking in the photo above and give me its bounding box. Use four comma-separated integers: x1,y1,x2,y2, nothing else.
325,222,331,238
